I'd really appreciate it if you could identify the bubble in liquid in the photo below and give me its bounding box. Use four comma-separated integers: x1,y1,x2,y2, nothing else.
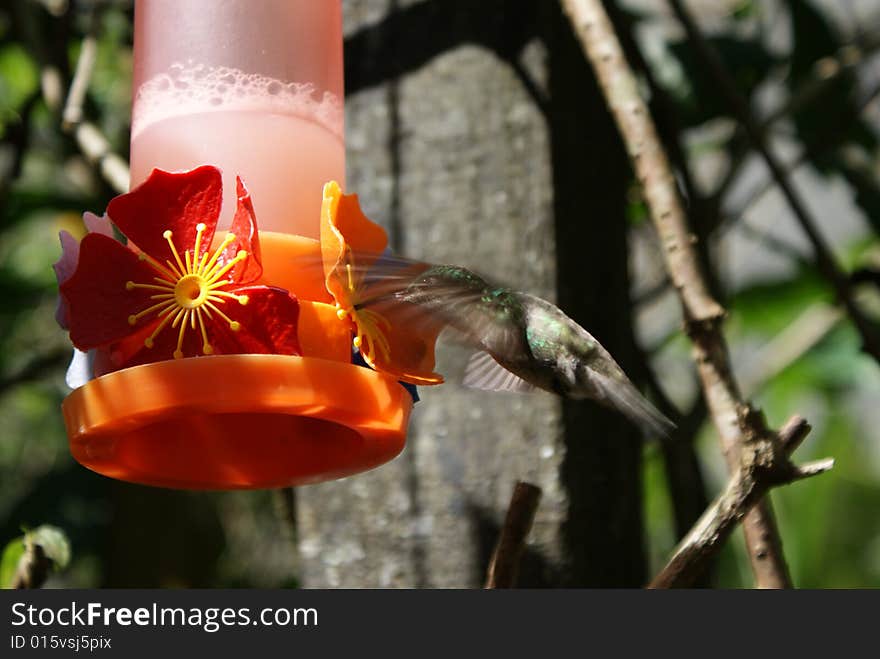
132,63,343,139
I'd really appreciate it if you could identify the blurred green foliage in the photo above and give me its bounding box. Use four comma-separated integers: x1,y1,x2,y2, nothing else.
1,524,71,588
0,0,879,587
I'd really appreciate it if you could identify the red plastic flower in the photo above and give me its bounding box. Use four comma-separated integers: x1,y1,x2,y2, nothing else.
57,166,301,372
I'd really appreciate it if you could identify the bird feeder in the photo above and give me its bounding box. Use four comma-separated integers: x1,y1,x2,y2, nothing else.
57,0,441,489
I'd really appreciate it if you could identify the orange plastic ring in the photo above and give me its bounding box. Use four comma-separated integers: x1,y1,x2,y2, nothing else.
62,354,412,489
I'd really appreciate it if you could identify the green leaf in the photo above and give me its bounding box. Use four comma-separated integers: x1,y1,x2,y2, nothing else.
729,270,828,335
0,537,25,588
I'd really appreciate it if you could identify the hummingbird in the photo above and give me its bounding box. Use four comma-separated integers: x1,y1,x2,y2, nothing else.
359,262,675,437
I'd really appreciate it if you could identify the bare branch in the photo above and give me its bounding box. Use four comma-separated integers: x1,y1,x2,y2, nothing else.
777,415,812,454
61,7,99,129
559,0,804,588
648,415,832,589
485,481,542,589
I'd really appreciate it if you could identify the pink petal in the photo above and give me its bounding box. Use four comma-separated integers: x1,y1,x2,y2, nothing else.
53,230,81,329
83,211,114,237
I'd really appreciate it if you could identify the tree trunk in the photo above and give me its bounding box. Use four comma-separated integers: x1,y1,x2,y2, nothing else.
295,0,643,587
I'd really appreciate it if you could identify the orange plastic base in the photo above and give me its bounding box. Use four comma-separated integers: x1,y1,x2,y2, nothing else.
62,355,412,489
62,231,415,489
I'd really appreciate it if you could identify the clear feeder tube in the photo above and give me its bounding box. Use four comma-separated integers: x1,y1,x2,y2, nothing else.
130,0,345,237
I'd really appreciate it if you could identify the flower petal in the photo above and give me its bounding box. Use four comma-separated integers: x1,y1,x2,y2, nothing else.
60,233,162,350
53,230,80,329
54,230,80,284
82,211,114,237
110,285,302,370
357,297,445,386
91,325,156,376
219,176,263,285
107,166,222,263
320,181,388,306
209,286,301,356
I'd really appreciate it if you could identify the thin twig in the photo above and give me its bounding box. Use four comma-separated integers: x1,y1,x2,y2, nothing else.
61,5,99,129
777,415,812,454
666,0,880,365
29,1,129,194
648,415,830,589
485,481,542,588
560,0,802,588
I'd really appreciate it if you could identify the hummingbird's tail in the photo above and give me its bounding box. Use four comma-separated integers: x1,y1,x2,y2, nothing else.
598,374,676,438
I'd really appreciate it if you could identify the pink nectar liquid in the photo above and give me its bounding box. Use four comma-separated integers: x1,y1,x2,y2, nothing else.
130,1,345,238
131,106,344,237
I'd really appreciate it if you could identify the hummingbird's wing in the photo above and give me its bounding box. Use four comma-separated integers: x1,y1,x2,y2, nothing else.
389,267,532,355
462,351,536,394
361,263,539,392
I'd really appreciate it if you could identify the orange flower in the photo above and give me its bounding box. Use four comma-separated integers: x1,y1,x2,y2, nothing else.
320,181,443,386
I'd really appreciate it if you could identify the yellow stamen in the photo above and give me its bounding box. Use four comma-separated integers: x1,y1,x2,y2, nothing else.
206,250,248,285
171,307,186,329
205,290,250,305
192,223,206,263
128,300,175,325
143,307,176,348
200,232,236,278
352,308,391,363
173,309,190,359
128,281,174,293
163,230,187,276
138,251,179,282
205,301,240,331
124,226,251,359
198,312,213,355
346,262,355,292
